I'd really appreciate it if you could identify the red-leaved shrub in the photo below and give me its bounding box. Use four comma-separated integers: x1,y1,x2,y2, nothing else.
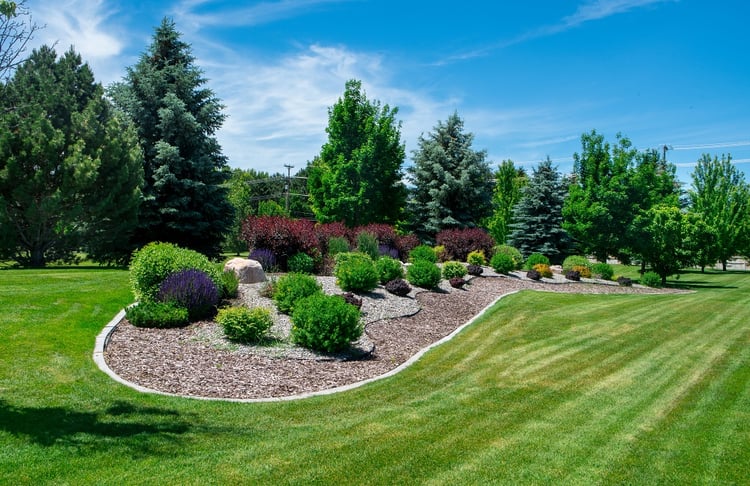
435,228,495,262
395,234,420,262
241,216,318,270
353,223,399,248
314,222,350,252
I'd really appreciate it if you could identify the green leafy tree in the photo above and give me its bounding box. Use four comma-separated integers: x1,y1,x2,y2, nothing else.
407,111,493,240
688,154,750,270
308,79,406,226
0,0,41,80
507,158,571,263
109,18,232,258
631,204,702,286
223,168,256,255
484,159,526,244
0,46,143,267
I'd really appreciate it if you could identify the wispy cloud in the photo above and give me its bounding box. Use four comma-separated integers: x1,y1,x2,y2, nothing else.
438,0,675,64
173,0,350,29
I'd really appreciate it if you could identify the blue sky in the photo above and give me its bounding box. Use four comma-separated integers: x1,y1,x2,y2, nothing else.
28,0,750,183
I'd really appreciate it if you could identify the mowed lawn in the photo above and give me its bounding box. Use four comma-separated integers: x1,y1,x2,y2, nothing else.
0,268,748,484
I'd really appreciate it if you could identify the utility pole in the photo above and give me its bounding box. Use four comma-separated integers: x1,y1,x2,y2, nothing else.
284,164,294,214
661,144,673,162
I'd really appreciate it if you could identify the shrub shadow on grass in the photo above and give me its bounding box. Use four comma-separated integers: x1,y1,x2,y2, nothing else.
0,399,191,449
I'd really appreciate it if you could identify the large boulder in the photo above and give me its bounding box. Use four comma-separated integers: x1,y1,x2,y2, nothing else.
224,258,266,284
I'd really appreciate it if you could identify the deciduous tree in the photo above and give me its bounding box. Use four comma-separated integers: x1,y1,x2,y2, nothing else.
308,79,406,226
484,159,526,244
0,0,40,80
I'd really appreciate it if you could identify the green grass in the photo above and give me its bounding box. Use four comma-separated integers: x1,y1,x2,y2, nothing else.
1,268,748,484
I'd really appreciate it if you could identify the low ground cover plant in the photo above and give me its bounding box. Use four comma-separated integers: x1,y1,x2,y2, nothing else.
125,301,189,328
291,293,362,353
217,306,273,343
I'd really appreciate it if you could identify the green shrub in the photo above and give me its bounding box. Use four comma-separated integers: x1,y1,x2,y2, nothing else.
356,231,380,261
524,253,550,270
129,242,223,302
327,236,350,257
533,263,553,278
408,245,437,263
641,271,662,288
273,273,322,314
562,255,591,272
125,301,189,328
288,252,315,274
220,269,240,299
442,261,467,280
494,245,523,270
217,306,273,343
572,265,592,278
490,252,515,274
156,268,220,321
406,260,442,289
334,252,379,292
466,250,486,266
291,294,362,353
592,262,614,280
376,256,404,284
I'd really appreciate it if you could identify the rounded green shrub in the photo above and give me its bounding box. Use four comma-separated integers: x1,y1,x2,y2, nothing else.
288,252,315,274
217,306,273,343
490,252,515,274
273,273,322,314
442,261,467,280
494,245,523,270
125,301,189,328
408,244,437,263
641,271,663,288
334,252,379,292
129,242,222,302
562,255,591,272
406,260,442,289
376,256,404,284
291,294,362,353
524,252,550,270
466,250,486,266
592,262,614,280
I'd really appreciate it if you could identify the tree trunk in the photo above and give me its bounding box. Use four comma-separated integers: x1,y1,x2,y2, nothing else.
30,246,46,268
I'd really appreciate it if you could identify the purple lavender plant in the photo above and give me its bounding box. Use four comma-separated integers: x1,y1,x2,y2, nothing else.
157,269,220,320
378,244,400,259
249,248,278,272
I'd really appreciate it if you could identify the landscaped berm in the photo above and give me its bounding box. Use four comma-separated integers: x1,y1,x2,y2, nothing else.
1,265,748,484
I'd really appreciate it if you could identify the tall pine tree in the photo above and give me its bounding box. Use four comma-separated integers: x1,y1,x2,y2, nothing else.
407,112,493,241
0,46,143,266
109,18,232,257
508,158,571,262
308,79,406,227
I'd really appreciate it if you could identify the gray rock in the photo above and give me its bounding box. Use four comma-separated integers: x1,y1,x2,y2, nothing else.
224,258,266,284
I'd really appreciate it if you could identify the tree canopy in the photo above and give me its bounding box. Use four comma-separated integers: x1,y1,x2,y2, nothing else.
0,45,143,266
0,0,40,80
484,160,527,245
109,18,232,258
307,79,406,227
407,111,493,241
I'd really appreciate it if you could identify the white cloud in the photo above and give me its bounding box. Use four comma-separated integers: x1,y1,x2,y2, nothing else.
173,0,350,29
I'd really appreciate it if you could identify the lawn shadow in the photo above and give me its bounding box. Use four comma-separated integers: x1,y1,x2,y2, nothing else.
0,399,192,451
667,270,742,290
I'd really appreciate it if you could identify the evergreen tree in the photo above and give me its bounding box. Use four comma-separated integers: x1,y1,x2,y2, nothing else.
0,45,143,267
507,158,571,262
484,159,526,244
109,18,232,258
688,153,750,270
407,112,493,240
308,79,406,226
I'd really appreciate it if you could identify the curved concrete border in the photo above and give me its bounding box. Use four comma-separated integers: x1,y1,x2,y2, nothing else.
93,291,520,403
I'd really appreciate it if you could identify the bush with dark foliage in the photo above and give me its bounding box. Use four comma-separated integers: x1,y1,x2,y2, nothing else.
526,269,542,280
435,227,495,262
340,292,363,309
449,277,466,288
564,269,581,281
467,264,484,276
617,276,633,287
385,278,412,296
